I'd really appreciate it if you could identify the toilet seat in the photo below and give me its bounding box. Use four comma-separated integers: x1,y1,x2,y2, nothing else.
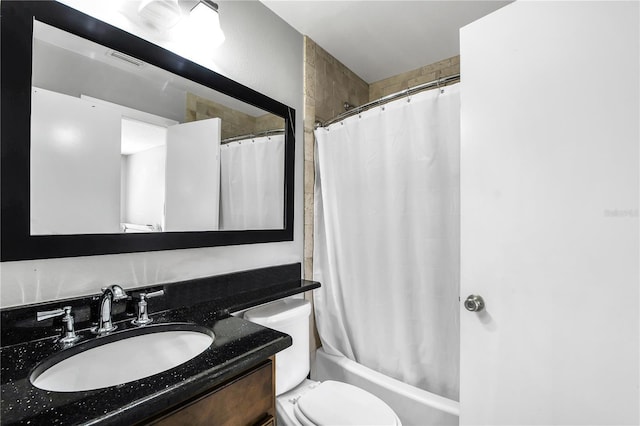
292,380,401,426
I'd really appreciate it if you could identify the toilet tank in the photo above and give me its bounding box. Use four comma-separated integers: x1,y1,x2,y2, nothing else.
244,298,311,395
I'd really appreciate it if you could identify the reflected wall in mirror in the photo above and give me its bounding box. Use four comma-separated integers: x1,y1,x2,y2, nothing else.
0,0,295,261
31,21,285,235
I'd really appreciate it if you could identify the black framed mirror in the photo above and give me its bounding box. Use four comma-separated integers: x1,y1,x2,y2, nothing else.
1,0,295,261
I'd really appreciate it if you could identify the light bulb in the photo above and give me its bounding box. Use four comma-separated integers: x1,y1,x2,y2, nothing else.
189,1,225,48
138,0,182,30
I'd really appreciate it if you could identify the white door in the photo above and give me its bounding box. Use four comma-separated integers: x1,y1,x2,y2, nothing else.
460,2,639,425
31,88,122,235
165,118,221,231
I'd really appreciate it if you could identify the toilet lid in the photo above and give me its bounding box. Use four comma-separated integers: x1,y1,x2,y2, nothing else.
294,381,399,426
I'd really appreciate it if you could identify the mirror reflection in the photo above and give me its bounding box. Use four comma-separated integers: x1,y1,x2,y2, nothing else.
30,20,285,235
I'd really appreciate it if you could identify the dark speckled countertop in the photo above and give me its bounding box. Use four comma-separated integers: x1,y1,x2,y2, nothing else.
0,263,320,425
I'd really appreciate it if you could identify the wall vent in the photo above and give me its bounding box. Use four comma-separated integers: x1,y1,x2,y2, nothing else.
107,50,145,67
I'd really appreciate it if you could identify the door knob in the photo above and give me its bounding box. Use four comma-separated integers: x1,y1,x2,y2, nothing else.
464,295,485,312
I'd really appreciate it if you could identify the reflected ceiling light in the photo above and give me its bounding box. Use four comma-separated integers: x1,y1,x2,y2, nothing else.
189,0,225,47
138,0,182,30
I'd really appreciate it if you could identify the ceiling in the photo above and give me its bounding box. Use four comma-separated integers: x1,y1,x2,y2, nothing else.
260,0,512,83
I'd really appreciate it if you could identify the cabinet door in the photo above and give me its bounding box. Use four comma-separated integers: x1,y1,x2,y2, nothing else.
151,359,275,426
255,415,275,426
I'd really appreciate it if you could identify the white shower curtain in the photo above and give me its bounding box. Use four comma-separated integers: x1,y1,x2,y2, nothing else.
313,84,460,400
219,134,284,230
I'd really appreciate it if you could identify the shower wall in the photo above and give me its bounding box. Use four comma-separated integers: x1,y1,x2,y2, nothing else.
185,93,283,139
304,37,369,125
303,38,460,282
303,36,369,359
369,55,460,101
302,37,369,281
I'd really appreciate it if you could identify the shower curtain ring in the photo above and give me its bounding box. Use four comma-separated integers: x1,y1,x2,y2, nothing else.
437,74,446,94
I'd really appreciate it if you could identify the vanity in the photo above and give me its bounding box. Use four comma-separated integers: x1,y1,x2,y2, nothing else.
152,357,276,425
1,264,319,425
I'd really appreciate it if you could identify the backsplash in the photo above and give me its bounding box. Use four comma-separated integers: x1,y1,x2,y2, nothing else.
1,263,314,347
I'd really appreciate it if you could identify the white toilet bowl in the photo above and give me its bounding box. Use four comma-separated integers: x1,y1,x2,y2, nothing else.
244,298,402,426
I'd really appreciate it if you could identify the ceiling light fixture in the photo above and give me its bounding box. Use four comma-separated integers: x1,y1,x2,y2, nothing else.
189,0,225,48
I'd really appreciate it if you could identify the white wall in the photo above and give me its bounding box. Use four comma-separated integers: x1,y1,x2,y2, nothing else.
0,0,304,307
460,1,638,424
123,145,166,228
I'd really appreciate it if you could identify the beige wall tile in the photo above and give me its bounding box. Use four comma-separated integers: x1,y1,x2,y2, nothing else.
369,86,381,102
304,68,316,101
408,71,438,88
369,54,460,101
304,199,314,225
311,38,368,125
304,38,316,68
304,259,313,281
303,36,317,288
304,131,315,162
255,114,284,133
380,82,404,98
304,159,315,195
186,92,283,139
304,224,314,258
304,102,316,133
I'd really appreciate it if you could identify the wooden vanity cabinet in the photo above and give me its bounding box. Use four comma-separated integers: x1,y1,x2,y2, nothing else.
148,357,276,426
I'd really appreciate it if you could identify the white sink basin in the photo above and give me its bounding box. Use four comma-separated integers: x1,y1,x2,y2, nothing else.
31,328,214,392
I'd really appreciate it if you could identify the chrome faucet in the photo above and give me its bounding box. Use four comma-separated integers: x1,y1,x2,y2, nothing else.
132,290,165,326
36,305,80,344
92,285,128,335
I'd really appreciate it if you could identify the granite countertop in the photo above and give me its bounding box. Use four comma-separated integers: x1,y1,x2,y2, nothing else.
1,305,289,425
0,263,320,425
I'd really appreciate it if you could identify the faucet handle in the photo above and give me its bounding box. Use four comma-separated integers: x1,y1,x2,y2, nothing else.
36,306,79,344
132,290,164,326
141,290,164,300
37,306,71,322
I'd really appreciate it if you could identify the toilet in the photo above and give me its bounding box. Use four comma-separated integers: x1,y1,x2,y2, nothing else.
244,298,402,426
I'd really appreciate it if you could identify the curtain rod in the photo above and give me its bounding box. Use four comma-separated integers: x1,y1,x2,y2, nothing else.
316,73,460,129
221,128,285,144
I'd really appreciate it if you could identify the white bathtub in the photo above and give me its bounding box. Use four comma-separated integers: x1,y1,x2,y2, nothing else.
312,347,459,426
